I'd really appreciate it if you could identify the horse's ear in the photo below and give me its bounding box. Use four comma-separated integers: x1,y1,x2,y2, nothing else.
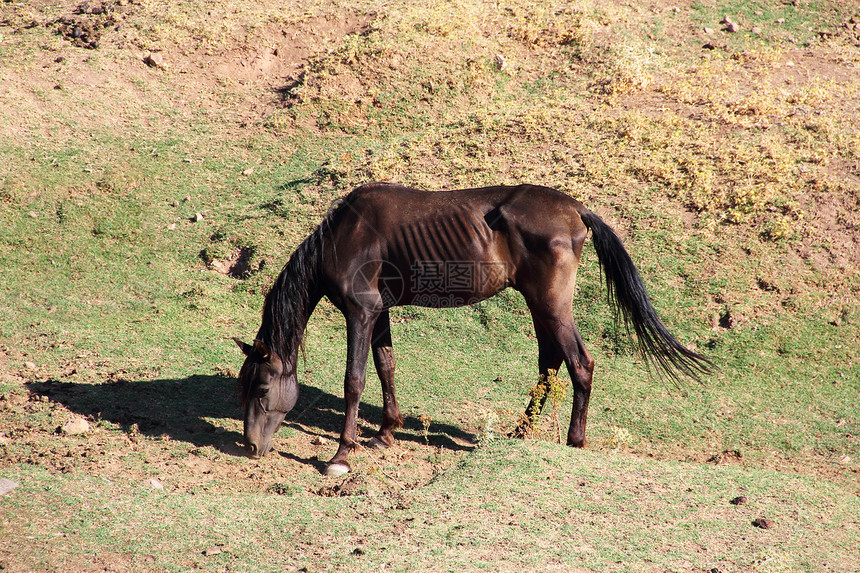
233,337,253,356
252,339,271,360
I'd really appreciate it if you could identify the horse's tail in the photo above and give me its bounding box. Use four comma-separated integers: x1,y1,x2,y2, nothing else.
577,207,713,381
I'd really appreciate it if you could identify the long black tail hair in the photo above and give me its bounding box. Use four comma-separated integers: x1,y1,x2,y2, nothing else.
578,208,713,381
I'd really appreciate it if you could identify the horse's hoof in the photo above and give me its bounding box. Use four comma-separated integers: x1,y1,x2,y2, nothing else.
324,463,350,477
366,436,390,450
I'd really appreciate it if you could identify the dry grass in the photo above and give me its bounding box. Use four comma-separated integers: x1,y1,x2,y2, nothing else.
277,0,859,264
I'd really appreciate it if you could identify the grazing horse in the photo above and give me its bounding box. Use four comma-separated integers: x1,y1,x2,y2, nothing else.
235,183,710,476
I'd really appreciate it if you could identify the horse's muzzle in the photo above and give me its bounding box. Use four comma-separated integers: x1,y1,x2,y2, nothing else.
245,440,272,459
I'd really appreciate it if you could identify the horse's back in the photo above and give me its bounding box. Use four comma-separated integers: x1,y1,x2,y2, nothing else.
343,182,585,223
336,182,588,259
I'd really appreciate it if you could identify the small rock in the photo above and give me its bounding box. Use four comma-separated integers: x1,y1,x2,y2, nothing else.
61,418,90,435
24,361,36,370
241,168,254,176
311,435,328,446
751,27,762,34
493,54,507,70
0,478,20,496
146,477,164,490
209,259,230,275
730,495,749,505
703,27,715,35
719,16,739,31
776,18,785,24
752,517,773,529
27,211,38,219
143,52,165,69
203,546,222,556
191,213,204,223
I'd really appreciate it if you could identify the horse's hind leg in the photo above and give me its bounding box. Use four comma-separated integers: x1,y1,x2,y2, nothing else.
559,322,594,447
367,309,403,449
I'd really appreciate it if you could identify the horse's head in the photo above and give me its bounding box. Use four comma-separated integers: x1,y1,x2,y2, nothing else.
233,338,298,458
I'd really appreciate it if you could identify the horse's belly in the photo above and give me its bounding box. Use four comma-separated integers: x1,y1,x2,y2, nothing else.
399,256,510,307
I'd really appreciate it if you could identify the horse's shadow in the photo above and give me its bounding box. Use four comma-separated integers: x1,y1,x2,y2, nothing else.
26,375,476,459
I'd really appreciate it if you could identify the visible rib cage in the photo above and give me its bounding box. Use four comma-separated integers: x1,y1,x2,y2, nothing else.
393,207,492,265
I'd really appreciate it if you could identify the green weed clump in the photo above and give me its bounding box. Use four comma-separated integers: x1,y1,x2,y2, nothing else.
477,408,502,446
523,369,568,444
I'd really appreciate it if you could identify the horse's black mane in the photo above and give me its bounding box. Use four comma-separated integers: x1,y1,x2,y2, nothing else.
255,198,347,362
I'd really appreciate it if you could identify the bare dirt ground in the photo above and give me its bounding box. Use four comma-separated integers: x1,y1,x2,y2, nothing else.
1,1,374,136
1,340,468,495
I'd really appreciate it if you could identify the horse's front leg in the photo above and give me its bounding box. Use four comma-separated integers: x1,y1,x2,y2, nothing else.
367,310,403,449
326,310,376,477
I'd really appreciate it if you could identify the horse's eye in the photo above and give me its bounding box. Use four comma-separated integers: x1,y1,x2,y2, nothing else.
256,384,270,397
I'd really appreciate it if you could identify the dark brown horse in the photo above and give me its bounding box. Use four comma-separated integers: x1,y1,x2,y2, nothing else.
235,183,710,476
